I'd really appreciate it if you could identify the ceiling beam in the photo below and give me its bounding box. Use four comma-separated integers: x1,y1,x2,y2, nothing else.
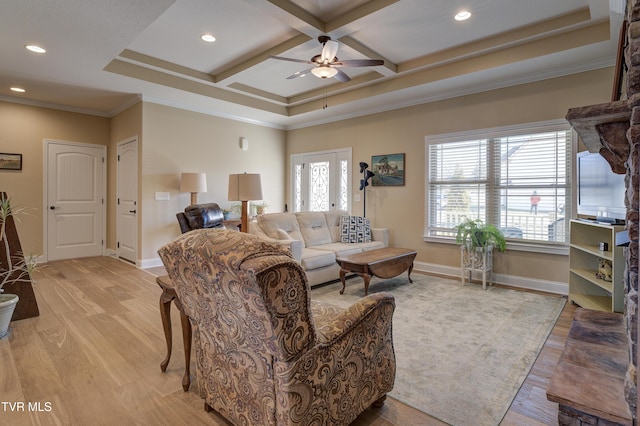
339,35,397,75
287,71,384,105
400,7,592,73
120,50,215,83
325,0,400,33
227,83,288,104
104,59,287,115
214,33,312,82
260,0,326,33
288,19,610,116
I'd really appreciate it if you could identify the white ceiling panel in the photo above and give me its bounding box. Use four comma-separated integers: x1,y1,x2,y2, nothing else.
0,0,624,128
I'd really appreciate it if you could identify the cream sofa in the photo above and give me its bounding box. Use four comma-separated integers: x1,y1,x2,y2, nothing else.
248,210,388,286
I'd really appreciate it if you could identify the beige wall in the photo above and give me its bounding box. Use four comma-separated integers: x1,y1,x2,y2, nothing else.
0,102,110,257
139,102,286,263
0,100,285,266
0,66,615,279
286,68,614,283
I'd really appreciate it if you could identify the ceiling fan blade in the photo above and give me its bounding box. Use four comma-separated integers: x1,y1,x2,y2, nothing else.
270,55,314,65
321,40,339,62
286,68,314,79
334,69,351,82
332,59,384,67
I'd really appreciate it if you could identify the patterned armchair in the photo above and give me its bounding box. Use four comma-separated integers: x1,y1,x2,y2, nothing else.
158,229,396,425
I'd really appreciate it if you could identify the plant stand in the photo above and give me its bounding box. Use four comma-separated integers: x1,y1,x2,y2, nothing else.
460,246,493,290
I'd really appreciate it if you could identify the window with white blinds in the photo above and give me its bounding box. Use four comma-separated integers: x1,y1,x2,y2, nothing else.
426,121,572,248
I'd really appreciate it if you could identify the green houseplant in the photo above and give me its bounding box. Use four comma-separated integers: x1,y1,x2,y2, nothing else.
455,218,506,290
454,218,506,252
0,194,37,338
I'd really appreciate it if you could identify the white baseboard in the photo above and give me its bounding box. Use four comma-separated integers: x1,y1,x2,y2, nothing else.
106,249,151,269
130,257,568,294
139,257,164,269
413,260,568,296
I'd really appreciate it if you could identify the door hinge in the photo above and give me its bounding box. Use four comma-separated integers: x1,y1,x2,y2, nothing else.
117,198,120,205
117,242,120,248
102,198,104,205
117,154,120,161
102,240,104,246
102,157,105,163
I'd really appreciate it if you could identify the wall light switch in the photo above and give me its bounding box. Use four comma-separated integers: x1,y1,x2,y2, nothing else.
155,192,170,201
354,193,361,202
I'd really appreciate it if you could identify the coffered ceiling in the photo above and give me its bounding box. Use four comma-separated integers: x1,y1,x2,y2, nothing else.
0,0,625,129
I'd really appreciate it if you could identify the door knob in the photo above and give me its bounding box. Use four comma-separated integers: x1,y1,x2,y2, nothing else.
129,210,137,214
50,206,57,210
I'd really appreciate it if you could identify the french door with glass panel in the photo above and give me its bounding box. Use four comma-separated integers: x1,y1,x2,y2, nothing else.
291,149,351,212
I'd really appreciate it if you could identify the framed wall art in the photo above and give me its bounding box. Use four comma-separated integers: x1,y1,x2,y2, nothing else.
371,153,405,186
0,153,22,171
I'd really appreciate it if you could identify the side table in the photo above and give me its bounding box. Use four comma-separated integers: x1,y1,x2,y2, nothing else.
156,275,192,392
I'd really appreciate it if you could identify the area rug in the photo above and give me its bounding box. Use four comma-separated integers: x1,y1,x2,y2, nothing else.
311,274,566,426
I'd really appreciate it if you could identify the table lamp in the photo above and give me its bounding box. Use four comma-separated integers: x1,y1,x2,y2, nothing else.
180,173,207,205
228,173,263,232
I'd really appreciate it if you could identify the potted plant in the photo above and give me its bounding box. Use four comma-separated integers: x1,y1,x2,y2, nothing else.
455,218,506,252
455,218,505,289
0,194,37,338
254,201,268,215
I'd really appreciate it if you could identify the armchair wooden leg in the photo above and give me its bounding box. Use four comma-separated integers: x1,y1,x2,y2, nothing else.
159,294,173,372
372,395,387,408
204,402,213,412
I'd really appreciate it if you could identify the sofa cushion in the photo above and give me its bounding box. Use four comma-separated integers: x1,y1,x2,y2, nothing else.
360,241,386,251
276,229,293,240
257,213,305,247
323,210,349,242
340,215,372,243
300,247,336,270
313,242,363,258
296,212,332,247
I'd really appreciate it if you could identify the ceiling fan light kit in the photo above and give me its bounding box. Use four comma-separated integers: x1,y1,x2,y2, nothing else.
311,66,337,79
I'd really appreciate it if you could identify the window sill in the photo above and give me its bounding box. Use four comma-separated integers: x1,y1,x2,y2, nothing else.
423,236,569,256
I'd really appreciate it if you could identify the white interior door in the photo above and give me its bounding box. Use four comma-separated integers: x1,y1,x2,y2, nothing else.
46,140,105,261
117,138,138,264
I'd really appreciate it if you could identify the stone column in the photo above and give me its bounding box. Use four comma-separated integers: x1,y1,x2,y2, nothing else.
624,0,640,414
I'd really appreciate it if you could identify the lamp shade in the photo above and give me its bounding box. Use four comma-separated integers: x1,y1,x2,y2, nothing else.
180,173,207,193
228,173,263,201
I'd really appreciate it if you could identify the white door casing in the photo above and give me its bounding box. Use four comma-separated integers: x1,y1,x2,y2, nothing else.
45,140,106,261
117,138,138,264
291,148,351,212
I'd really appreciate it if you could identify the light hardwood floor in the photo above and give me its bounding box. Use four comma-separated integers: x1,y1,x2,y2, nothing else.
0,256,574,425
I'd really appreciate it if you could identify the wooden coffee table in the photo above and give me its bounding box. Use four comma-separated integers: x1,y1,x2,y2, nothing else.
336,247,417,295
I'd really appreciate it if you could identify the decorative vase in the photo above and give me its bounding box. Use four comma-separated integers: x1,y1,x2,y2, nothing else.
0,293,19,339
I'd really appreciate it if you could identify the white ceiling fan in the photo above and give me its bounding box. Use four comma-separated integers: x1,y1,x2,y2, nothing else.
270,35,384,82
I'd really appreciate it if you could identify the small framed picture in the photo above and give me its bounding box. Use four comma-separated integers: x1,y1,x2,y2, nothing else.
371,153,405,186
0,153,22,171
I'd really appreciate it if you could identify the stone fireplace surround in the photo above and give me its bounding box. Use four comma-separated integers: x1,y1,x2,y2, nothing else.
564,0,640,419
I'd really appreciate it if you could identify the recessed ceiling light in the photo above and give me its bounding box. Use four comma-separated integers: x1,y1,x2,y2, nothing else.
455,10,471,21
10,87,26,93
200,34,216,43
25,45,46,53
